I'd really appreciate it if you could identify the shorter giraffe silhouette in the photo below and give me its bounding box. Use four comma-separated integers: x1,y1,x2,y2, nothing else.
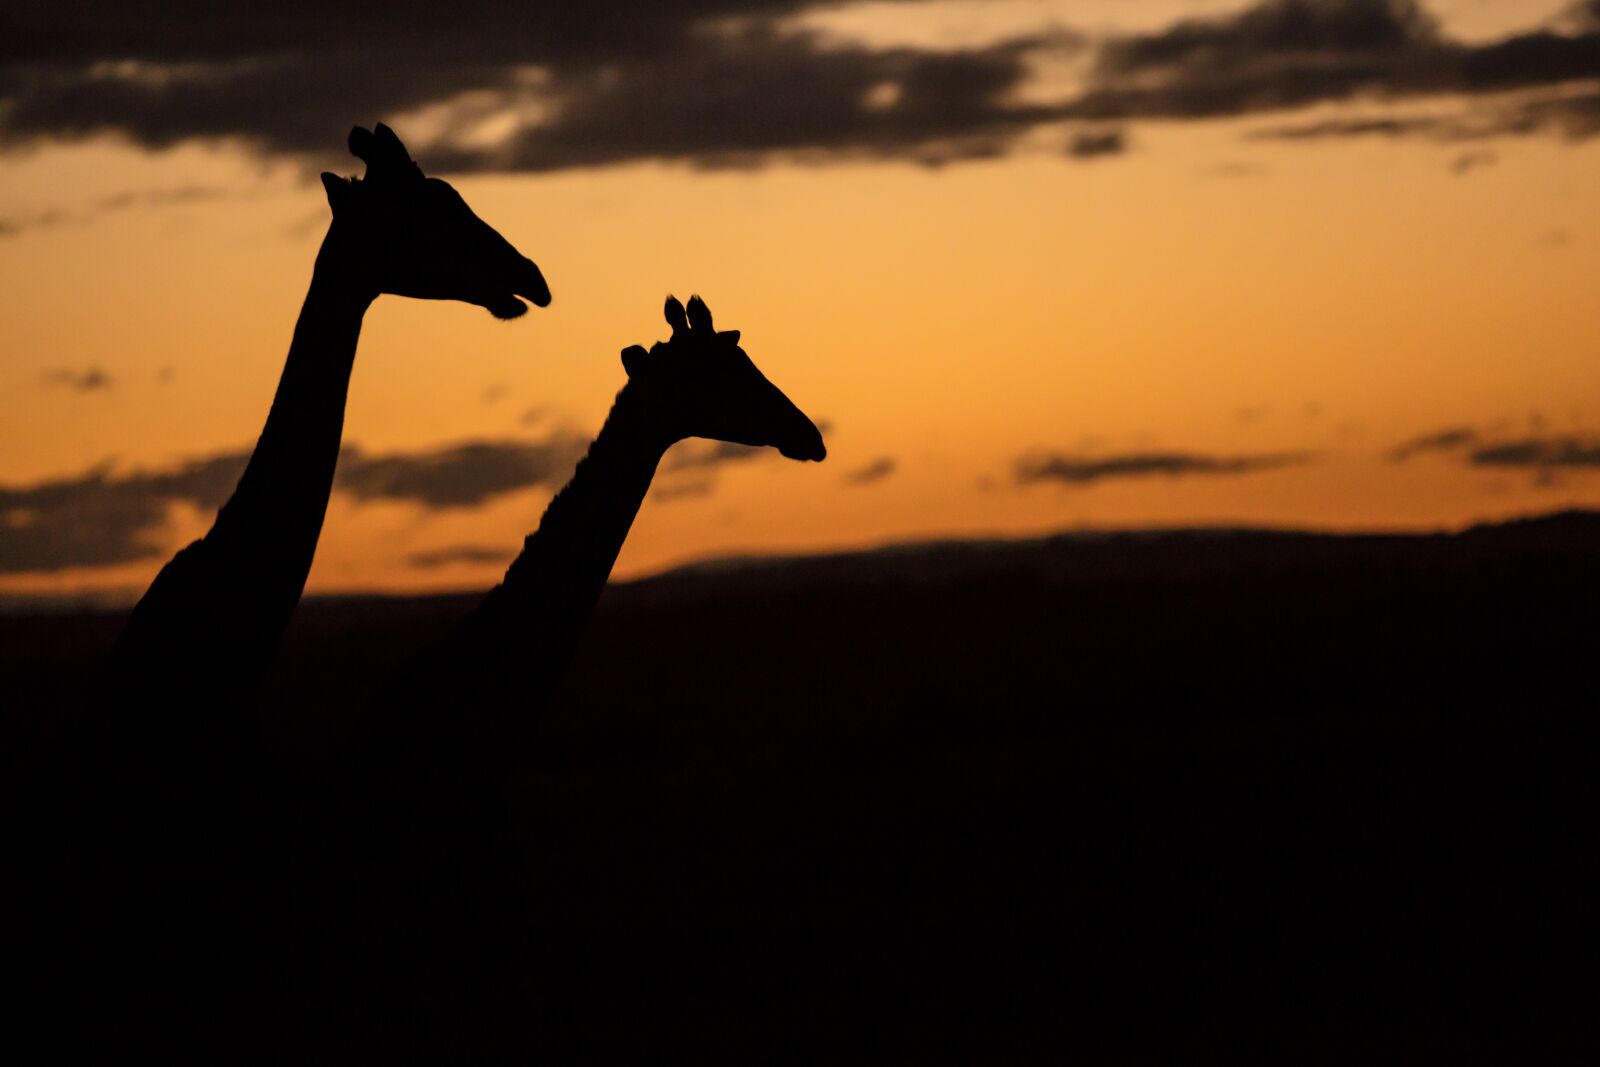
330,295,825,1056
456,293,825,748
369,294,824,771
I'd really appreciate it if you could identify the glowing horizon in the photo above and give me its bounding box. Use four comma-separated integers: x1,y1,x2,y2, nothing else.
4,0,1599,601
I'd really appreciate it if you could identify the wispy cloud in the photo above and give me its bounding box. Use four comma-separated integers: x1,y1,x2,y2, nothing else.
662,439,767,474
404,544,513,570
1015,449,1311,486
1385,423,1600,481
1386,426,1479,461
1,185,231,239
0,431,589,574
842,456,896,486
1450,148,1497,174
1066,128,1125,159
651,476,718,503
41,366,114,392
0,209,68,239
1469,436,1600,470
652,439,770,503
0,449,249,573
336,436,589,510
95,185,229,211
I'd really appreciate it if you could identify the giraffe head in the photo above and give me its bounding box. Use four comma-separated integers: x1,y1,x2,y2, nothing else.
621,295,826,462
318,123,550,319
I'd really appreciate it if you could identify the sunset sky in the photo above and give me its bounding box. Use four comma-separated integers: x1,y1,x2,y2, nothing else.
3,0,1599,603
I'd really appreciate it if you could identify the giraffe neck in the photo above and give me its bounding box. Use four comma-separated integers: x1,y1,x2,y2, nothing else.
421,380,673,765
200,229,375,644
109,225,374,701
497,379,669,628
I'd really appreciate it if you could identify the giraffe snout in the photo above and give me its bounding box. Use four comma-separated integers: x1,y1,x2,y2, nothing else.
515,257,552,308
781,421,827,463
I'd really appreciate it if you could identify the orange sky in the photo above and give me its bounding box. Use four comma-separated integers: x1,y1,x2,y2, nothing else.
3,0,1598,601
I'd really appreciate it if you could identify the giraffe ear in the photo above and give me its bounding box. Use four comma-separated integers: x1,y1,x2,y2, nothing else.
621,344,648,378
348,126,375,164
350,123,419,180
686,295,713,333
320,172,351,216
372,122,413,163
664,296,688,336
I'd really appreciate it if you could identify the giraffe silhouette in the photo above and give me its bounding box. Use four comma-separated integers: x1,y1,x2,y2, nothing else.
98,123,549,738
323,295,826,1057
10,124,551,1060
444,294,824,753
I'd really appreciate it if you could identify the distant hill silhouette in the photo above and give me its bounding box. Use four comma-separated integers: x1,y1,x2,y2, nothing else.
5,510,1599,1057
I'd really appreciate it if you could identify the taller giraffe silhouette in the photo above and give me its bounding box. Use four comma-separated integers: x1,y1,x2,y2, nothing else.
98,123,549,740
11,124,551,1060
330,295,825,1057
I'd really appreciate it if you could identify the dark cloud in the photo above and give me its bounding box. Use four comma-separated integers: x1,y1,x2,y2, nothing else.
0,4,1059,173
1069,0,1454,122
427,27,1056,173
1449,148,1496,174
404,544,513,570
0,432,588,574
0,449,248,574
1387,426,1479,461
652,439,769,503
1,1,802,66
1460,25,1600,92
2,186,229,239
1015,449,1310,486
1107,0,1438,69
41,366,114,392
662,439,768,474
1249,115,1442,140
1494,86,1600,139
1250,87,1600,143
1468,436,1600,470
96,185,230,211
652,426,835,501
1066,128,1126,159
1202,161,1271,178
336,436,588,510
2,1,1597,175
1069,0,1600,138
0,208,67,238
651,477,718,503
1384,426,1600,479
842,456,896,486
663,420,834,473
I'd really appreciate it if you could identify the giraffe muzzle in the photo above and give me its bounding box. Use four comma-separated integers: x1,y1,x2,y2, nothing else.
515,257,551,308
781,423,827,463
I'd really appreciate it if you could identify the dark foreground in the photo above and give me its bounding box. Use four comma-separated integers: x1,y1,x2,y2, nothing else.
4,512,1599,1059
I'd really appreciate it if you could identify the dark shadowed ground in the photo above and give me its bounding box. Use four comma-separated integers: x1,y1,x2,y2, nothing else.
5,512,1598,1059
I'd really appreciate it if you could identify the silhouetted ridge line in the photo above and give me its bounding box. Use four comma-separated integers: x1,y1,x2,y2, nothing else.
611,509,1600,596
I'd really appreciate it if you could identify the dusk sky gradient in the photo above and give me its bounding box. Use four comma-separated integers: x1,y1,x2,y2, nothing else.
3,0,1598,601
